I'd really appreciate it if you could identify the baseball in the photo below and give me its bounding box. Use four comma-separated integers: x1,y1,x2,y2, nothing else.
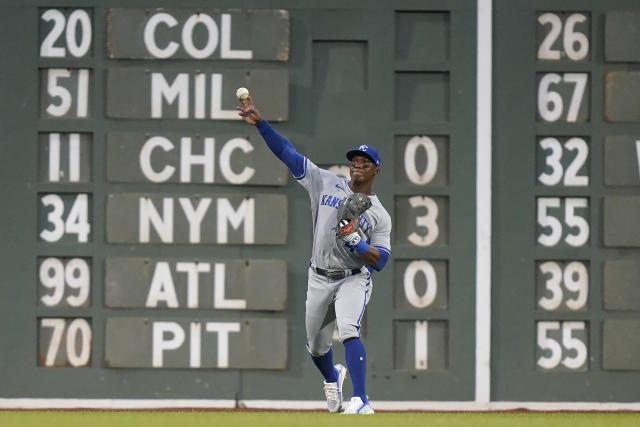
236,87,250,101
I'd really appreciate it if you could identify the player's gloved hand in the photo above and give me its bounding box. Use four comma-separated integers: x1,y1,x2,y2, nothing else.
339,220,368,255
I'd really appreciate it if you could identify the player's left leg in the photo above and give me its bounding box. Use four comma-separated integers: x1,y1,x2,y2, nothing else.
335,272,374,414
307,322,347,413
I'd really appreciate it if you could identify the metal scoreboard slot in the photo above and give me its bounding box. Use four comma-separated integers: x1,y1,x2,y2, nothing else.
105,68,289,121
105,257,286,310
105,193,288,245
104,317,287,369
604,136,640,185
106,8,290,61
105,132,288,186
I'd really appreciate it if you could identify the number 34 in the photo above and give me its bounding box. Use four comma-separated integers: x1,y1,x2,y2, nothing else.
40,194,91,243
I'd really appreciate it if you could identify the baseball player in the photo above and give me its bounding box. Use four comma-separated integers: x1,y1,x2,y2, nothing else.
237,95,391,415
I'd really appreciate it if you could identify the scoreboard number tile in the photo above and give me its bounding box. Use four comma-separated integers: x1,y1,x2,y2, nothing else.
393,320,448,371
38,317,92,367
536,136,589,187
536,260,588,312
536,12,590,62
40,68,91,118
39,8,93,58
38,193,92,243
38,257,91,308
537,73,589,123
536,320,588,371
38,133,92,183
394,135,449,187
394,259,448,310
536,197,589,247
394,195,449,247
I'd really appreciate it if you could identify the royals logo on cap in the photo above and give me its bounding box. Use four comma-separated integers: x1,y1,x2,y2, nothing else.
346,145,381,167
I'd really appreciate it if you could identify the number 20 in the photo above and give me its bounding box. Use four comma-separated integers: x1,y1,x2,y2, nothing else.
40,9,92,58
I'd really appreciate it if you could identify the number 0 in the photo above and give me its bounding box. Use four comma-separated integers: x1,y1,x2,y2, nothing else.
404,136,438,185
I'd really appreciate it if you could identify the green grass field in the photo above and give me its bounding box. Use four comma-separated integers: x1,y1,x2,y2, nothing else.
1,411,639,427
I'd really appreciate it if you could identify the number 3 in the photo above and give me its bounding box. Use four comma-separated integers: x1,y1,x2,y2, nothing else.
407,196,439,246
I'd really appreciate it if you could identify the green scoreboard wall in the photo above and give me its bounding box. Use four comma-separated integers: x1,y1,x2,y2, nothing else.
1,0,640,406
0,0,478,402
494,0,640,402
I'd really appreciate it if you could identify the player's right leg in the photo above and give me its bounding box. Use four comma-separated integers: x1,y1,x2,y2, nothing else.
305,269,346,412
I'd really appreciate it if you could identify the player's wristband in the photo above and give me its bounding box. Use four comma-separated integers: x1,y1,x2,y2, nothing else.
351,239,370,256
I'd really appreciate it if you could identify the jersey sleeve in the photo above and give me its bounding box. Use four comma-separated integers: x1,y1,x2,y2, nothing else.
295,157,333,198
370,210,392,256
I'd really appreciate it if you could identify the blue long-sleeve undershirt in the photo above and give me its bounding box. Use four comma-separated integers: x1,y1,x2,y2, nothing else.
256,120,305,178
375,248,390,271
350,241,390,272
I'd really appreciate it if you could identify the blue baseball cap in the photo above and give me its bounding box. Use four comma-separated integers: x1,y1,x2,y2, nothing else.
346,144,381,167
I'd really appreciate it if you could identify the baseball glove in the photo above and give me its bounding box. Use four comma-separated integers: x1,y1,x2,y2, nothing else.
336,193,372,242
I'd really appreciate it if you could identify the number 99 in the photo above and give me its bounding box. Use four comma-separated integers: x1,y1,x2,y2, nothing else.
39,257,90,307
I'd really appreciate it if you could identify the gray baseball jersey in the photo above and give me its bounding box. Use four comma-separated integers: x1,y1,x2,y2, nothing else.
296,156,391,351
296,157,392,270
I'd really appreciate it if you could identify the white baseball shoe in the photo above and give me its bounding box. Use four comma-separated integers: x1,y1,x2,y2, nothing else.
341,396,374,414
323,364,347,413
